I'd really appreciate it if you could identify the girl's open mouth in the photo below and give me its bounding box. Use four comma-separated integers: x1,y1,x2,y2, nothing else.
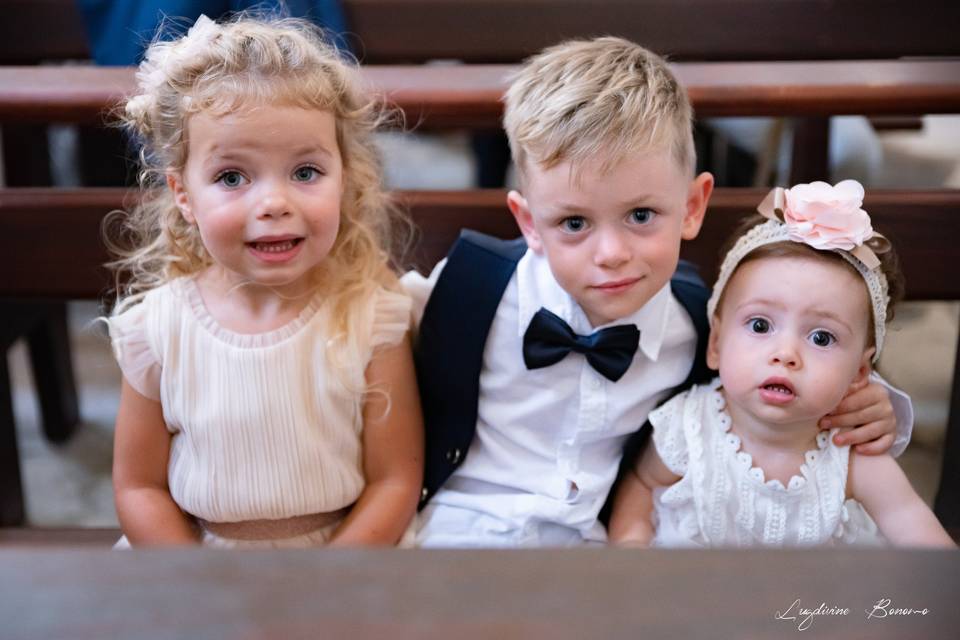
246,237,304,261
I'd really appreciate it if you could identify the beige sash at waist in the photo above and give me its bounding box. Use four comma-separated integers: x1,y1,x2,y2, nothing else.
198,509,348,541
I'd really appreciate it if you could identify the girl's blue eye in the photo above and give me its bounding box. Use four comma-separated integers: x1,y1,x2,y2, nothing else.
293,166,320,182
560,217,587,233
748,317,770,334
217,171,246,188
629,208,655,224
809,330,836,347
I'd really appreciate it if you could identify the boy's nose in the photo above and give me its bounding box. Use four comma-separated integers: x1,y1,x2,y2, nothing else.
593,230,630,268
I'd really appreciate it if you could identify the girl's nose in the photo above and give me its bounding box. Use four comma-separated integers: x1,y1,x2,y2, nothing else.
769,340,801,369
255,183,292,219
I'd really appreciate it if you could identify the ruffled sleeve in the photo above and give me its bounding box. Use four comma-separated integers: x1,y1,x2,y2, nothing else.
647,389,693,476
107,299,161,401
370,286,413,350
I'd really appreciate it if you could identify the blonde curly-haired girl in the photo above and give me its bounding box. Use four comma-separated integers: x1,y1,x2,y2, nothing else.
106,14,422,548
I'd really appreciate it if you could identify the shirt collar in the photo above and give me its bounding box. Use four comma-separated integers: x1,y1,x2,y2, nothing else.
516,249,673,362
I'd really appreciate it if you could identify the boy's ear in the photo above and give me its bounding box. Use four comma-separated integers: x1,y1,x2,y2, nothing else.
507,190,543,253
167,171,195,224
706,316,722,370
681,171,714,241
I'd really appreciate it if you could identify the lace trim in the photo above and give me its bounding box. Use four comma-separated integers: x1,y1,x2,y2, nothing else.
652,381,869,546
711,388,830,493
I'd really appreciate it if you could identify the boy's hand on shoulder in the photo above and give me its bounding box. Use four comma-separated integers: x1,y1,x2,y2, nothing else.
819,379,895,455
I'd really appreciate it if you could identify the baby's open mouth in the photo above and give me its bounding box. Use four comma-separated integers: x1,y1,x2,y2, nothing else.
759,379,797,402
762,383,793,395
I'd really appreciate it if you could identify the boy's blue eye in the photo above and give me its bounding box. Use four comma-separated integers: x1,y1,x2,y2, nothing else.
629,208,655,224
293,166,320,182
809,330,836,347
560,217,587,233
216,171,246,188
748,317,770,334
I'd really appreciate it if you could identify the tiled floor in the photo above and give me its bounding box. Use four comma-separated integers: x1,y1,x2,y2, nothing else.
10,312,118,526
8,116,960,527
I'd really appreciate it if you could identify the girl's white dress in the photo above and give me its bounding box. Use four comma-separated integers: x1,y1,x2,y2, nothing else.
108,276,412,548
648,378,882,547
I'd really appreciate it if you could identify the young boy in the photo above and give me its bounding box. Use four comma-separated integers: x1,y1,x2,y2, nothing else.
402,37,911,547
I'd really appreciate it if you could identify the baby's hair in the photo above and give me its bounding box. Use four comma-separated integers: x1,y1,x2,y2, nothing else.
502,36,695,182
714,213,905,346
105,14,408,319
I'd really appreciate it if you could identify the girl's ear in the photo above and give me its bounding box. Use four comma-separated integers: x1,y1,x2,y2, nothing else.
506,190,542,253
167,172,195,224
706,316,722,370
852,347,876,387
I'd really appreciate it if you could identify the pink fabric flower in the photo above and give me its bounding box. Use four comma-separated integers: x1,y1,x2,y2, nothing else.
782,180,873,250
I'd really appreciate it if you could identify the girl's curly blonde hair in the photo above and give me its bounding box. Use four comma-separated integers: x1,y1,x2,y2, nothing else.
107,14,408,333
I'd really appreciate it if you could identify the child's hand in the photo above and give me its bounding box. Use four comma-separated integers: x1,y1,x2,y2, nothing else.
611,536,651,549
819,379,895,455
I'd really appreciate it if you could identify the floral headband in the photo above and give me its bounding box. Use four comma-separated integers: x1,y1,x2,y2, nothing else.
705,180,891,361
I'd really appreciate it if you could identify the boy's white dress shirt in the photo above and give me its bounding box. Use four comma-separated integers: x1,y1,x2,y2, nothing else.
401,249,913,547
404,250,697,546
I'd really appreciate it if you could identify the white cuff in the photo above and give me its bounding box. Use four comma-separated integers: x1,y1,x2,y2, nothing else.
871,371,913,458
400,258,447,332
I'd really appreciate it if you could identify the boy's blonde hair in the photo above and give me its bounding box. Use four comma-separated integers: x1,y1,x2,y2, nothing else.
503,36,695,180
108,14,406,328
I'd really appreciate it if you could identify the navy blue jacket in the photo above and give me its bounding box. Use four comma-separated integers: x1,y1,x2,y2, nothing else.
414,230,714,513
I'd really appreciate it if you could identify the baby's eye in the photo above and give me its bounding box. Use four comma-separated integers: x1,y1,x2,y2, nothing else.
747,317,771,334
216,171,247,188
293,166,321,182
809,330,836,348
628,208,655,225
560,216,587,233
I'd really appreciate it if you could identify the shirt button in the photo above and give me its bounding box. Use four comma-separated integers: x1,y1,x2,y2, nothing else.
590,378,602,390
445,448,462,464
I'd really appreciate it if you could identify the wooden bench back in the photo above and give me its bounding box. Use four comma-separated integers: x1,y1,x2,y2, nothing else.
2,62,960,130
344,0,960,64
6,1,958,66
2,187,958,301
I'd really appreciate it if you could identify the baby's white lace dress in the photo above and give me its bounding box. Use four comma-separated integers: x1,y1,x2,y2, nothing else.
649,378,882,547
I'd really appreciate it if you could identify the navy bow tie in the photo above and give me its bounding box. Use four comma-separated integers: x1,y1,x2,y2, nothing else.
522,308,640,382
